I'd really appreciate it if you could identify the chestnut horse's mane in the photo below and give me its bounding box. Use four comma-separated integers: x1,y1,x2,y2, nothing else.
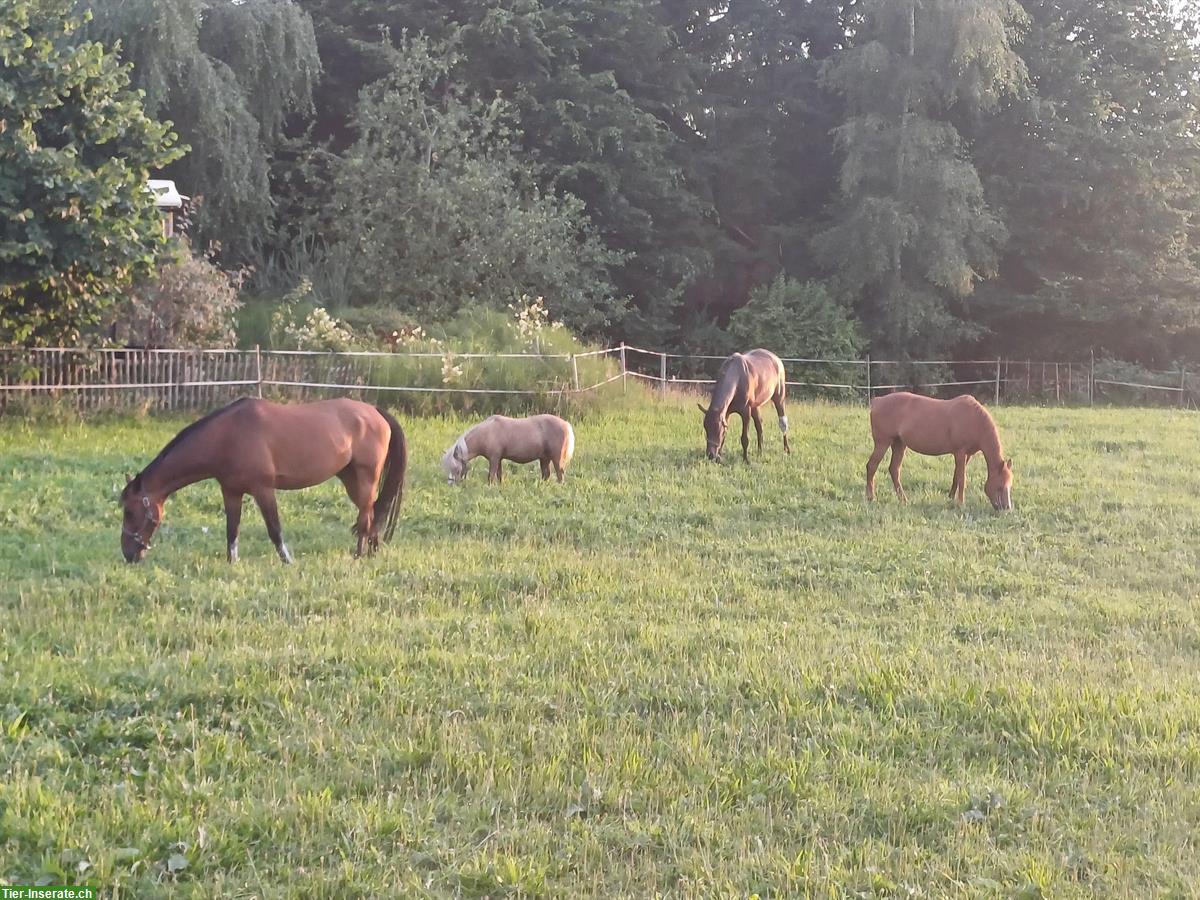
126,397,252,495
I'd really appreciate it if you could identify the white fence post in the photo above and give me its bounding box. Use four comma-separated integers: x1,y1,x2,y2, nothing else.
865,354,872,403
659,351,667,398
619,342,627,394
570,354,580,392
255,345,263,399
994,359,1001,405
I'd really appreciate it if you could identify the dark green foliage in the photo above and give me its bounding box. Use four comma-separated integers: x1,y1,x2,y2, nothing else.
971,0,1200,364
0,0,181,346
328,35,623,336
814,0,1028,356
9,0,1198,362
727,276,863,362
79,0,321,259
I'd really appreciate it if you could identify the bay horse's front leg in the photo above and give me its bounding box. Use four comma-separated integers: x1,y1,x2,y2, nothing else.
221,485,243,563
252,488,293,564
739,411,751,463
750,406,764,453
488,457,503,483
540,459,551,480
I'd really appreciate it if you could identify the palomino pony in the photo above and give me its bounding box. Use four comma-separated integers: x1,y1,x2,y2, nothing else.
120,397,407,563
442,414,574,484
698,349,790,462
866,391,1013,509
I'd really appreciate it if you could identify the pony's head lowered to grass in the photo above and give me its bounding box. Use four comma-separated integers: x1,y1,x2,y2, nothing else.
442,435,471,485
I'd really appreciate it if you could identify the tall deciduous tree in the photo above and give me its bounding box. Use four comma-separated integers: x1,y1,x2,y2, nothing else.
329,36,623,335
972,0,1200,363
0,0,181,346
814,0,1028,355
79,0,321,261
298,0,711,344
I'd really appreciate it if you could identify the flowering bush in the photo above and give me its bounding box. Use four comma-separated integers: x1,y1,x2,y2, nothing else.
115,241,243,348
269,279,357,351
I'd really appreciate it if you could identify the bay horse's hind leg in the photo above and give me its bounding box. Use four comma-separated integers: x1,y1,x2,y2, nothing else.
866,440,888,501
540,459,551,480
221,485,243,563
252,488,293,564
739,411,751,463
751,407,764,453
772,392,790,454
888,439,908,503
338,466,377,557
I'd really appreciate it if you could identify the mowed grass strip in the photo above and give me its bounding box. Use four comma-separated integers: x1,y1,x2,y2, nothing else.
1,400,1198,898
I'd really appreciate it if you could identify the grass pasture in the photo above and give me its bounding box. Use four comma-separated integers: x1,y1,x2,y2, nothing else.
1,399,1199,898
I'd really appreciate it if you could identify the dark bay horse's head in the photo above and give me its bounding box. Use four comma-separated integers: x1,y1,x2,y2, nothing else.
120,474,163,563
697,403,727,461
985,458,1014,511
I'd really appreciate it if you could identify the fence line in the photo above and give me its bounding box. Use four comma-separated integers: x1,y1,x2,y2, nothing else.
0,344,1192,412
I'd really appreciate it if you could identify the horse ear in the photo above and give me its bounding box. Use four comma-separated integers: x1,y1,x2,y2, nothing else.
696,403,708,414
125,473,133,484
1005,457,1013,470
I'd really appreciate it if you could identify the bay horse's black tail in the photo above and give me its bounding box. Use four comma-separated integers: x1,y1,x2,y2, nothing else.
373,407,407,542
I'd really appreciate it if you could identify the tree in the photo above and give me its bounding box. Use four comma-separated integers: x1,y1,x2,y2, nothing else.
0,0,181,346
813,0,1028,356
79,0,321,262
328,35,623,335
296,0,713,345
971,0,1200,363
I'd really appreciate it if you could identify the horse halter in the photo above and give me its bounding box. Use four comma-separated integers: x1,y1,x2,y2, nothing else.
123,494,160,551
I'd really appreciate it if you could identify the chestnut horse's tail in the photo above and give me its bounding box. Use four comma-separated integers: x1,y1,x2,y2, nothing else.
373,407,407,542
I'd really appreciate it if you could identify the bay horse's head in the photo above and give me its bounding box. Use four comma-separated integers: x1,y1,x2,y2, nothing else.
120,474,163,563
985,458,1014,511
441,438,470,485
697,403,727,461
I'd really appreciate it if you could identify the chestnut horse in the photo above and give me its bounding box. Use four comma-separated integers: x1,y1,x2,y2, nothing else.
120,397,407,563
698,349,790,462
866,392,1013,509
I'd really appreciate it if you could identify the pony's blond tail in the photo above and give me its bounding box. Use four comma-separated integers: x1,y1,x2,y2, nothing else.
563,423,575,468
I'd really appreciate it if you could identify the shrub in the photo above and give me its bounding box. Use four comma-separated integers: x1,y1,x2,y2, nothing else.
726,276,865,396
258,299,622,417
113,241,243,348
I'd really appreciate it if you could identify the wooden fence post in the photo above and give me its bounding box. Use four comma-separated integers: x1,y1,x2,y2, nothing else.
619,342,627,394
994,359,1001,405
659,351,667,398
865,354,872,403
570,354,580,392
255,345,264,399
1180,366,1187,409
1089,350,1095,406
1055,362,1060,404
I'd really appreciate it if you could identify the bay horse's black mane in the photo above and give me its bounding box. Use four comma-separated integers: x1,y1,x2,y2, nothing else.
125,397,252,495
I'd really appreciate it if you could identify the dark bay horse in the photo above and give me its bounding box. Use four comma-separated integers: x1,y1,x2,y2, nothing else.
698,349,790,462
120,398,407,563
866,391,1013,509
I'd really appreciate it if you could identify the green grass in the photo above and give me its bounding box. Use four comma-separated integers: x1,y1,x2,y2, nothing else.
1,400,1198,898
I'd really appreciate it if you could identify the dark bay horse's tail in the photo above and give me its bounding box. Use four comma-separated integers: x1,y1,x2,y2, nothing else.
373,407,408,542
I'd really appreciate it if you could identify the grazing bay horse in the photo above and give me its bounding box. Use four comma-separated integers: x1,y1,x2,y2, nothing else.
698,349,790,462
866,392,1013,510
442,414,575,484
120,397,407,563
